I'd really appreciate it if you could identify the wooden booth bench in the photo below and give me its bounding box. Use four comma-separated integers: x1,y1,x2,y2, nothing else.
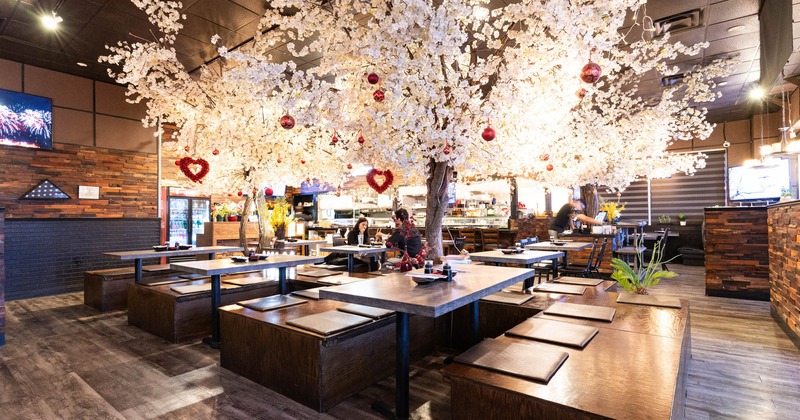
127,273,278,342
443,284,691,419
84,266,183,311
219,293,435,412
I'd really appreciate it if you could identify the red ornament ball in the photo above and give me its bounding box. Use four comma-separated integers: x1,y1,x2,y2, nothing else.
212,149,219,155
280,114,295,129
264,187,274,196
580,61,602,84
576,88,587,98
237,190,243,196
367,73,380,84
301,159,306,164
277,158,282,164
546,164,554,171
184,145,190,152
357,134,365,144
540,154,549,161
174,160,180,166
443,145,451,155
347,163,353,169
373,89,385,102
482,126,496,141
306,177,311,183
331,133,339,144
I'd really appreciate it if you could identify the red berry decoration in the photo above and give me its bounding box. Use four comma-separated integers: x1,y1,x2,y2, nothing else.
373,89,385,102
347,163,353,169
331,132,339,144
184,145,190,152
237,190,243,196
306,177,311,183
301,159,306,164
265,187,274,196
277,158,282,164
443,145,451,155
540,154,549,161
212,149,219,155
357,134,365,144
576,88,587,98
174,160,180,165
580,61,602,84
482,126,496,142
280,114,295,129
546,164,554,171
367,73,380,84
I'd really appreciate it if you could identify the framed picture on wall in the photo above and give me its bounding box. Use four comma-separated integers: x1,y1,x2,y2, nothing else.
0,88,53,150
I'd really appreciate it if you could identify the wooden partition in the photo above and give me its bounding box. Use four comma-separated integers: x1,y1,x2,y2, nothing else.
0,207,5,346
196,221,259,247
704,207,769,300
768,200,800,349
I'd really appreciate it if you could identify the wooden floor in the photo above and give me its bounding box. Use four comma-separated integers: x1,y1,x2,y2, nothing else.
1,265,798,419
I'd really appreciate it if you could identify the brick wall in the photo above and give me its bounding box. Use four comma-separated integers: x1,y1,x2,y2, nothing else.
704,207,769,300
5,218,159,300
768,201,800,348
1,207,5,345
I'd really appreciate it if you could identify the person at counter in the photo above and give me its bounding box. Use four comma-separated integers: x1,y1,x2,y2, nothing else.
377,208,426,265
549,198,604,239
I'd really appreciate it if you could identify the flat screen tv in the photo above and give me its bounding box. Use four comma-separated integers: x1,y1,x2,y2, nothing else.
728,159,790,201
0,88,53,150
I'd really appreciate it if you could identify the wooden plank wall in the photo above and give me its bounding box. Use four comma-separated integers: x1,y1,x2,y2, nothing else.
0,207,4,345
704,207,769,300
767,201,800,347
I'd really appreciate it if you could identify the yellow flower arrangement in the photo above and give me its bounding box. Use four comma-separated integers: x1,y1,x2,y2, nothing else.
267,198,295,233
599,201,625,221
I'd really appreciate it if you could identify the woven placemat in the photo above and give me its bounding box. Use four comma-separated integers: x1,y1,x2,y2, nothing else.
544,302,616,322
533,283,587,295
337,303,394,319
238,295,307,312
506,318,599,348
287,310,373,335
454,338,568,383
553,277,603,286
481,292,535,305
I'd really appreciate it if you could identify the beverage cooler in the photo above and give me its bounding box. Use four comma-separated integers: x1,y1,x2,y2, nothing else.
166,189,211,246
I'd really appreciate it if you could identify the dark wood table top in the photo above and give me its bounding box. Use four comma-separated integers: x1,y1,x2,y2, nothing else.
527,241,593,252
318,245,389,255
104,245,243,260
443,329,685,419
469,250,564,265
170,254,324,276
319,264,535,317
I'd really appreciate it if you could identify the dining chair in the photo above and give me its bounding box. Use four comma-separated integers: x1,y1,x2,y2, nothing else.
560,238,600,278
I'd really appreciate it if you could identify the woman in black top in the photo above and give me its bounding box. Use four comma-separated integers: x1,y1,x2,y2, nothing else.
347,217,370,245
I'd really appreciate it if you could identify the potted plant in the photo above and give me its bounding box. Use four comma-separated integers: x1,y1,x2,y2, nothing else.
225,201,242,221
658,214,671,225
677,214,686,226
269,197,295,240
610,236,678,295
212,202,229,222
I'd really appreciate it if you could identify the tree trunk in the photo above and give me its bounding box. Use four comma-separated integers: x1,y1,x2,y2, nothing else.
509,177,518,219
239,194,253,256
424,159,452,262
581,184,599,218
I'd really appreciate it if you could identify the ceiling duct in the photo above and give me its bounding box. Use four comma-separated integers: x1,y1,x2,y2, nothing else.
660,73,685,88
653,9,704,37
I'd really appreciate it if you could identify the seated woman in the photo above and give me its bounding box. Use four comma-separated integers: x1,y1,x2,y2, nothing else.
323,217,375,269
378,209,426,267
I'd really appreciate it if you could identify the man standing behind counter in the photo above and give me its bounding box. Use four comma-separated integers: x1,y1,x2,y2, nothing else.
548,198,604,240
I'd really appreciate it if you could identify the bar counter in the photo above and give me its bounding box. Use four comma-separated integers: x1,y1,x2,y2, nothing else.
768,200,800,349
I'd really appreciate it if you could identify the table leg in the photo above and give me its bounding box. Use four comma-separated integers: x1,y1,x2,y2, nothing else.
207,252,216,260
279,267,287,295
347,254,355,273
134,258,143,283
469,302,480,345
202,274,221,349
371,312,410,419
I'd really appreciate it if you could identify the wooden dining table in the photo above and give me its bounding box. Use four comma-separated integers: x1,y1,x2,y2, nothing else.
526,241,594,271
104,245,243,282
320,264,535,419
469,249,564,289
318,244,389,272
170,254,323,348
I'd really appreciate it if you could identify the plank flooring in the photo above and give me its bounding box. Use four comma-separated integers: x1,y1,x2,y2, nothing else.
0,264,798,419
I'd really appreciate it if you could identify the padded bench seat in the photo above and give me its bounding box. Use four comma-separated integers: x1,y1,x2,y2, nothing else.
127,273,279,343
83,267,184,311
219,297,435,412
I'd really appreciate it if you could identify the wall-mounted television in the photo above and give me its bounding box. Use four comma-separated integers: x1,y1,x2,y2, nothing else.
728,158,790,201
0,88,53,150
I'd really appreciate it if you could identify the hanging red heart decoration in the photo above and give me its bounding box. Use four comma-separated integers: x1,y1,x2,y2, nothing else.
178,157,210,183
366,169,394,194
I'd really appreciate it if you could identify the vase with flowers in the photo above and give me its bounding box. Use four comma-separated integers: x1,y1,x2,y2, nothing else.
212,202,229,222
268,198,295,240
225,201,242,221
599,200,625,223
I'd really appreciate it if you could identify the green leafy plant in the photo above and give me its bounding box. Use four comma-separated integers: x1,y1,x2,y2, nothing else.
781,187,793,198
610,236,678,294
658,214,671,224
677,213,686,222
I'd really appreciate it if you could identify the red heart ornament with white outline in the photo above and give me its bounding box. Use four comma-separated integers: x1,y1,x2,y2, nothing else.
178,157,210,183
366,169,394,194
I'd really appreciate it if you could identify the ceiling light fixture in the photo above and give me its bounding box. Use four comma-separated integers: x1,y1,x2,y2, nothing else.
41,12,63,31
726,25,745,33
749,87,765,101
76,62,87,67
716,81,728,86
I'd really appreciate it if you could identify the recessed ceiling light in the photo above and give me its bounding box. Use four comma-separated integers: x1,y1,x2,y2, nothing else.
749,87,765,100
717,81,728,86
41,12,63,31
727,25,745,33
76,62,88,67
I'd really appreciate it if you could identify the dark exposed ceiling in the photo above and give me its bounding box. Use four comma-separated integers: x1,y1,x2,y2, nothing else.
0,0,795,124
